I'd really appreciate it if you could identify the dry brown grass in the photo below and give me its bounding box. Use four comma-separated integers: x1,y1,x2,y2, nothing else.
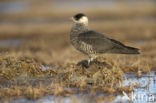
0,55,134,99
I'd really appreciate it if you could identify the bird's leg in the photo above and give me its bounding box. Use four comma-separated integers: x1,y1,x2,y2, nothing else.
88,56,93,65
88,55,96,65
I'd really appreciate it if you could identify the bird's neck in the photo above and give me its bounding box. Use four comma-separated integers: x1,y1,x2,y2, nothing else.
71,23,88,36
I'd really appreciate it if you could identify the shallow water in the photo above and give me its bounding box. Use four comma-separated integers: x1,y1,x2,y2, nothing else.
4,72,155,103
114,72,156,103
0,39,21,47
0,1,28,13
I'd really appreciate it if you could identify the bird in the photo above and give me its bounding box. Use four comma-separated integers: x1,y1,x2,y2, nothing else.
70,13,140,64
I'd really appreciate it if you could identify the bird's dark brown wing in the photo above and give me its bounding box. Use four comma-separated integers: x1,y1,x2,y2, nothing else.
78,30,139,54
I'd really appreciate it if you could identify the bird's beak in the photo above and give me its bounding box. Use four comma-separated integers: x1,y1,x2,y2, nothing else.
70,17,74,21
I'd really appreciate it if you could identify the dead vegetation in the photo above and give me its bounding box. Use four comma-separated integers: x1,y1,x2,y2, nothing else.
0,55,128,99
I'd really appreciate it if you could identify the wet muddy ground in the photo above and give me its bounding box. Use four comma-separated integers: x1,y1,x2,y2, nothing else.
0,0,156,103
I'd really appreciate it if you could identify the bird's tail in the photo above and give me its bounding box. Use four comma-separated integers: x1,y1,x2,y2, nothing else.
108,45,140,54
126,46,140,54
108,38,140,54
121,46,140,54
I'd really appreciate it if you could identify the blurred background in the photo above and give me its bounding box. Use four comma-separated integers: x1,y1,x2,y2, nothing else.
0,0,155,66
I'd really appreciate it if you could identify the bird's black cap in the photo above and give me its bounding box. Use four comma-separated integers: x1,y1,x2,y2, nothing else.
73,13,86,20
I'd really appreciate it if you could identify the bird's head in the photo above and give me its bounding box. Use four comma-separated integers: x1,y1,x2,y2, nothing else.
72,13,88,25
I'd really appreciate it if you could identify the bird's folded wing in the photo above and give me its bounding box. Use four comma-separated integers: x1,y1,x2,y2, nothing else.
78,30,126,53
